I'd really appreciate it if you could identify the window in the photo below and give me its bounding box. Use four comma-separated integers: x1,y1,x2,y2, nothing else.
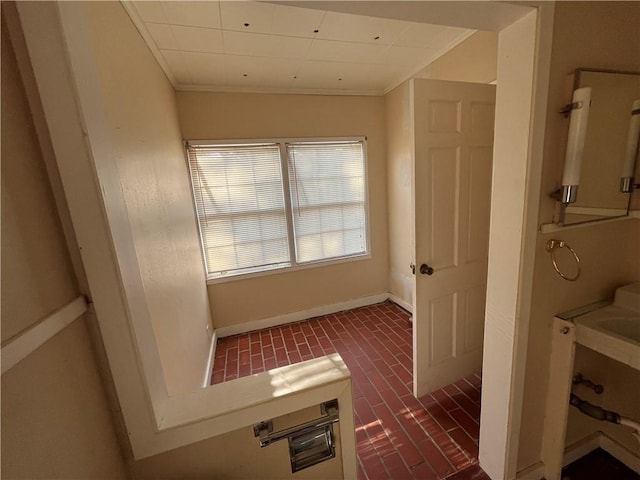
186,138,369,281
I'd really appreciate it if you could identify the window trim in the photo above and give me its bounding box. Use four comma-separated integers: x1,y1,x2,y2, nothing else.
184,136,371,285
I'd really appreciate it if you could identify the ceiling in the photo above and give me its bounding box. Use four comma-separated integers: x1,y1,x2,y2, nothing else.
125,1,475,95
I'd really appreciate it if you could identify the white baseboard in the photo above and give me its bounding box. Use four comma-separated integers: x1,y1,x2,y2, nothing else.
1,296,87,374
216,293,389,338
202,329,217,388
388,293,413,314
516,432,640,479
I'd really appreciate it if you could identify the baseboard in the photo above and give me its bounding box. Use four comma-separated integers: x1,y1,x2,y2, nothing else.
516,432,640,479
202,329,217,388
216,293,390,338
388,293,413,314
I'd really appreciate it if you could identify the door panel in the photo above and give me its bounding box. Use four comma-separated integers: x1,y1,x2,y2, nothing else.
428,100,461,133
429,293,456,366
412,78,496,397
430,147,459,269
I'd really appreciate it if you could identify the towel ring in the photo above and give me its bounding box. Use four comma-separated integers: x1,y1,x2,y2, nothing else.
546,239,581,281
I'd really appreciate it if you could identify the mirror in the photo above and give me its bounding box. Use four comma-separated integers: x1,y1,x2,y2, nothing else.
560,68,640,226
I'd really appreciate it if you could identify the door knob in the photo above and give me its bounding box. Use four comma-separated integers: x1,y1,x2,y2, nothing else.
420,264,434,275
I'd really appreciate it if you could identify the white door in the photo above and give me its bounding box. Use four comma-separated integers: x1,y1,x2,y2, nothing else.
411,78,496,397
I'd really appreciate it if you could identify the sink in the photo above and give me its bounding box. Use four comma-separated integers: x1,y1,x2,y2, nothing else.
571,283,640,370
614,282,640,313
598,317,640,343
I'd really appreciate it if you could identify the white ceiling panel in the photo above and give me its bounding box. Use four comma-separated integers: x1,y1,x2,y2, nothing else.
181,51,226,85
147,23,178,50
160,50,192,84
132,1,168,24
381,45,441,67
219,1,276,33
223,56,301,89
298,60,400,88
315,11,409,45
307,39,386,64
223,55,300,78
126,1,479,95
180,51,302,89
271,4,325,39
223,31,312,59
171,25,224,54
394,23,467,48
161,1,221,29
295,60,400,91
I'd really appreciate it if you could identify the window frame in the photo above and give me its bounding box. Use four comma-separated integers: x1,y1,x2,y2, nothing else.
185,136,371,285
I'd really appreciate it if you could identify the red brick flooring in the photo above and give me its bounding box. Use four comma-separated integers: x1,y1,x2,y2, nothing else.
211,302,488,480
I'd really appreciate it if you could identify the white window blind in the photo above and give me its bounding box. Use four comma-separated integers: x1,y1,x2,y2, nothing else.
287,141,367,263
186,138,369,281
187,144,290,277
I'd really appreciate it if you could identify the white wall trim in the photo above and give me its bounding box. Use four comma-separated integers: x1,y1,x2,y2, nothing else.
2,2,91,296
479,6,553,478
216,293,389,338
388,294,413,314
1,296,87,374
202,330,217,389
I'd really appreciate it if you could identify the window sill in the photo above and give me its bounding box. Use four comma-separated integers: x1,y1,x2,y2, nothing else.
205,253,371,286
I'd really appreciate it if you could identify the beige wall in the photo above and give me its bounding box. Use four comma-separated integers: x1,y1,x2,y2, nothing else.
132,405,342,479
1,321,129,479
176,91,389,328
517,1,640,470
84,2,212,395
1,14,77,343
415,31,498,84
0,14,127,478
385,82,414,307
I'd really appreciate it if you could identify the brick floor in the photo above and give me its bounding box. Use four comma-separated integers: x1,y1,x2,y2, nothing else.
211,301,488,480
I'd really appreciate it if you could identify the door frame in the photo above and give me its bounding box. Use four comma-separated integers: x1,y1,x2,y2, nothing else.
478,7,554,479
